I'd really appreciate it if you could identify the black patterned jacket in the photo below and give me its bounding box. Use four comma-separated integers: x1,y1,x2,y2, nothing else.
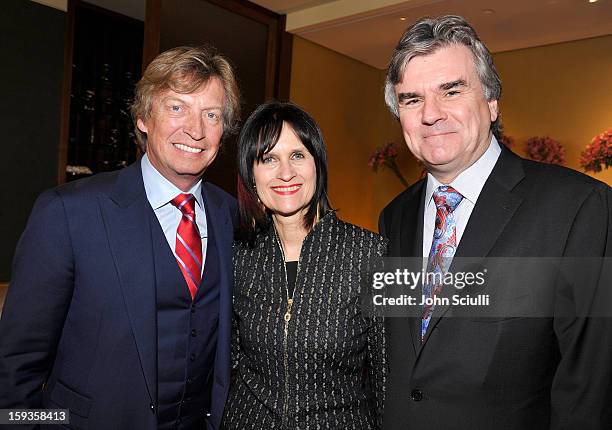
223,212,387,429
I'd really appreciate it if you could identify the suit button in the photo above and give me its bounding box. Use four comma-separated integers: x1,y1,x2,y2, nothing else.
191,329,197,337
187,377,193,384
410,389,423,401
150,402,156,413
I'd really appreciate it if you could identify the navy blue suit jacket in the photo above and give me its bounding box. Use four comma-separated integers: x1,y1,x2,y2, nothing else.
0,161,237,429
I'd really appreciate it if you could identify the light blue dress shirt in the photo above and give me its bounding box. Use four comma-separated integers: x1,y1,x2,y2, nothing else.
422,135,502,257
141,154,208,273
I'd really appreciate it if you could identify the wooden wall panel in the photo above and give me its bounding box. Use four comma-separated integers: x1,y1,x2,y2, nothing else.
0,0,65,281
145,0,292,195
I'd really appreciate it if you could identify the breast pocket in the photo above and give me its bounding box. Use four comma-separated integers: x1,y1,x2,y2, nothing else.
467,292,535,322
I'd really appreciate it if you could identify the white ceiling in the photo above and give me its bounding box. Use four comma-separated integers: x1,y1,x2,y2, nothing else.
250,0,336,14
252,0,612,69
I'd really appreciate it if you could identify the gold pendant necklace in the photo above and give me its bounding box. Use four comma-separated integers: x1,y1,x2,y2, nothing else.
284,298,294,322
274,227,302,428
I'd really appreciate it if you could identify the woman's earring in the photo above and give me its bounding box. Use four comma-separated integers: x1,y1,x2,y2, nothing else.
253,184,262,205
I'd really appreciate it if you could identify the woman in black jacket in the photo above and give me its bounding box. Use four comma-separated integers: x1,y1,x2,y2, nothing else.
222,101,386,429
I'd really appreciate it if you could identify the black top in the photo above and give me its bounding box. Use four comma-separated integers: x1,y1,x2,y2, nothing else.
285,261,298,298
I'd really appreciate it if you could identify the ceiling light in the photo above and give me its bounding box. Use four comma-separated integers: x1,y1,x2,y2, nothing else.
482,9,495,14
400,17,406,21
589,0,598,3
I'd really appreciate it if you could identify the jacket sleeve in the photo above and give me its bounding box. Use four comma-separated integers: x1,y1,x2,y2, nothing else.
550,183,612,429
230,244,241,375
378,209,388,238
0,190,75,408
366,236,388,429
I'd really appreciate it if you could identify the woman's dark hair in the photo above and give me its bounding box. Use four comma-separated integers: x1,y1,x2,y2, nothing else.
236,101,332,247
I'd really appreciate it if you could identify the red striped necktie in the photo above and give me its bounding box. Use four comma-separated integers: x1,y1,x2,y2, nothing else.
170,193,202,299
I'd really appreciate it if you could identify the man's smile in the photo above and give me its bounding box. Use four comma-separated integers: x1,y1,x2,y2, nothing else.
173,143,204,153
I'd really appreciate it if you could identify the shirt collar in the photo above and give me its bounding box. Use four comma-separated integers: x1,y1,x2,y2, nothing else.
141,153,203,210
425,135,501,207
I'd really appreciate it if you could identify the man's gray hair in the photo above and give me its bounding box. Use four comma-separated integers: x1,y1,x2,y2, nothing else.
384,15,502,137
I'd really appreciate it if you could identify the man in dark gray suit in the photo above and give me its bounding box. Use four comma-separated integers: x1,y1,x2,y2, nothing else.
379,15,612,429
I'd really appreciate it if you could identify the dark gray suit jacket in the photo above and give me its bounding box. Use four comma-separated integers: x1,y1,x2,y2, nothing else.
379,147,612,429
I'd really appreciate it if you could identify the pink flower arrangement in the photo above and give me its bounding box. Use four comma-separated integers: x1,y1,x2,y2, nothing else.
369,142,409,187
580,128,612,173
524,136,566,165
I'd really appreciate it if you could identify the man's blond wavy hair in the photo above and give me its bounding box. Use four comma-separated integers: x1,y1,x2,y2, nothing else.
131,45,241,151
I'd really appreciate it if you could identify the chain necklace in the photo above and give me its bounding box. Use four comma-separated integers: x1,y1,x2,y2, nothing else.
273,226,303,428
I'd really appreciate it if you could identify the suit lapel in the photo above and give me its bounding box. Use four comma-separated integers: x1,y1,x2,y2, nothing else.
419,148,526,349
396,181,426,356
201,183,233,411
399,180,426,258
454,149,525,259
201,184,232,287
99,162,157,406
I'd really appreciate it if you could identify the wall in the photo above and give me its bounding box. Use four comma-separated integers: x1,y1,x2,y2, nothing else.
290,34,612,233
0,0,65,281
158,0,278,196
290,36,420,231
493,35,612,185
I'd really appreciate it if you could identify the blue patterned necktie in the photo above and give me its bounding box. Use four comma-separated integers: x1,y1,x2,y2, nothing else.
421,186,464,340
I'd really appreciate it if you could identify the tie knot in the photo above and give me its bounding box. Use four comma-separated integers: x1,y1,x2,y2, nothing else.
433,186,463,213
171,193,196,215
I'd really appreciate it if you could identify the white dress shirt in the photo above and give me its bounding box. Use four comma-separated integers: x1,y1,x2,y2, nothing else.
141,154,208,272
422,136,502,258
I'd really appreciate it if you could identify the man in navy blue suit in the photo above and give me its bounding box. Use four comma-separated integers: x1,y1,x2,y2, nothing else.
0,45,240,429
